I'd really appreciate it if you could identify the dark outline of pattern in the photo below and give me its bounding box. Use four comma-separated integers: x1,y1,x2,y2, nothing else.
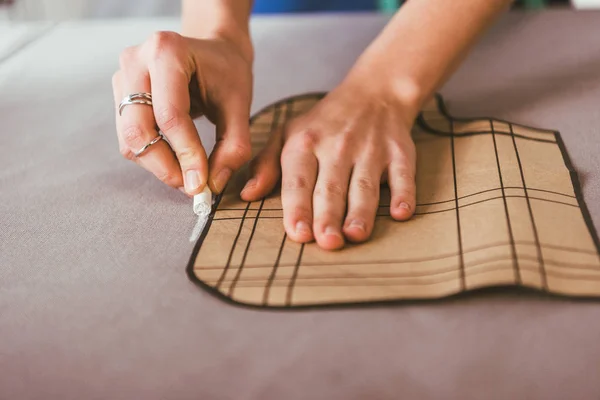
186,92,600,310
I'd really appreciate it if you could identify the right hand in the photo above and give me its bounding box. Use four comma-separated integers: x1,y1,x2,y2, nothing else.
112,31,253,195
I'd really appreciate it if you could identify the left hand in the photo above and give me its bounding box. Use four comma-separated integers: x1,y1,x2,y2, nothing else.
240,69,421,250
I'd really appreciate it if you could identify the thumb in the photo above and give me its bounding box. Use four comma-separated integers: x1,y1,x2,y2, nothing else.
208,97,252,194
240,128,283,202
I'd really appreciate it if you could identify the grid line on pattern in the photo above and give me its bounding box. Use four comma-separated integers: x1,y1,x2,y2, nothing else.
263,233,287,305
216,202,251,289
509,122,548,290
490,118,520,284
450,120,466,290
228,198,265,296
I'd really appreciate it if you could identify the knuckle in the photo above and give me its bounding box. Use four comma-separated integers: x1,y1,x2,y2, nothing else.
118,46,137,68
176,147,200,163
121,124,145,147
394,168,416,182
151,30,180,46
289,205,312,219
225,140,252,164
355,177,377,193
149,31,181,57
331,139,351,160
155,106,180,132
364,139,382,159
280,144,298,160
295,128,320,149
119,145,133,160
282,175,310,191
156,169,179,187
391,137,416,159
315,180,345,198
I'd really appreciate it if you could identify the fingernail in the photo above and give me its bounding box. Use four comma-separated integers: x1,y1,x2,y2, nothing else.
241,178,257,195
185,170,203,193
324,226,342,238
348,219,365,232
211,168,232,193
399,202,411,210
295,221,311,235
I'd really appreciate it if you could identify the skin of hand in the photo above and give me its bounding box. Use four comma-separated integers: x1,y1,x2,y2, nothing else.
112,0,254,196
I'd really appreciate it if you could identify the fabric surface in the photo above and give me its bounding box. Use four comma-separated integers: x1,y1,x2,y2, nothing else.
0,22,53,62
1,11,600,400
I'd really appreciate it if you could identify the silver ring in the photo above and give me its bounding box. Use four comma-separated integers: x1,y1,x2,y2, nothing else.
119,92,153,116
134,133,164,157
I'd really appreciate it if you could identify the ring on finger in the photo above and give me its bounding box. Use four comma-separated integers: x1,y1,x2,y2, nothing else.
134,133,164,157
119,92,153,116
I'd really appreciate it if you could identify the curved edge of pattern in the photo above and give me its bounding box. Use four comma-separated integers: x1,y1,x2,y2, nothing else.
185,92,600,310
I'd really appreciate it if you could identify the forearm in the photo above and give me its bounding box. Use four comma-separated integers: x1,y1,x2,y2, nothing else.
350,0,513,115
182,0,254,60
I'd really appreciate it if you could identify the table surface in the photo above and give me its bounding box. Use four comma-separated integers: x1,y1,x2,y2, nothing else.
2,11,600,400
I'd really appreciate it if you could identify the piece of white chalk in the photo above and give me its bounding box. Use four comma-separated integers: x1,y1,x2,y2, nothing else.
193,185,213,217
190,186,213,243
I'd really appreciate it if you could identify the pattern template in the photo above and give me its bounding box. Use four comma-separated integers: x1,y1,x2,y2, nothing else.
187,93,600,308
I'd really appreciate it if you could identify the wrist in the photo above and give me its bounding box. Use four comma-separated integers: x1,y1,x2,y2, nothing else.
183,23,253,64
215,29,254,64
343,55,424,123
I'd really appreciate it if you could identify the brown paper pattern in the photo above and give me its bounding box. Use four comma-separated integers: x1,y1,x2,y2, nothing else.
187,93,600,308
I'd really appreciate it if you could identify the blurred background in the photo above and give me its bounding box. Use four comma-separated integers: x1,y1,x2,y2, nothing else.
1,0,600,21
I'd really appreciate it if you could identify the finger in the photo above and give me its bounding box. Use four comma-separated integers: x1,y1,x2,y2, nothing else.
343,163,382,243
208,94,252,194
280,140,318,244
145,32,209,195
388,157,417,221
113,51,183,189
240,129,282,202
312,156,352,250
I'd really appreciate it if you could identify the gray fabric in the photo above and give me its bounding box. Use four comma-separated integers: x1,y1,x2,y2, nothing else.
0,22,54,62
1,11,600,400
4,0,180,20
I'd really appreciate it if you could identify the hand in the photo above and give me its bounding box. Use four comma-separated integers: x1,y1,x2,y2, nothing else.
112,31,253,195
241,71,420,250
